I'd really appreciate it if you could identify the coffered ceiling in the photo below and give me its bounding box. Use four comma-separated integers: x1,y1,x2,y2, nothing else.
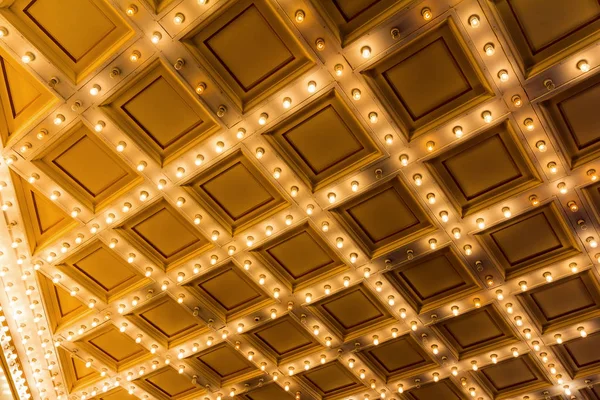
0,0,598,400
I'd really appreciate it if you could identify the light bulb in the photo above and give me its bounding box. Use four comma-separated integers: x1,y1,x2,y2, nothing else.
94,121,105,132
54,114,65,125
421,7,432,20
307,81,317,93
536,140,547,152
557,182,568,194
453,125,463,138
547,161,557,174
89,84,101,96
328,192,336,203
334,64,343,76
497,69,509,82
116,141,126,152
384,134,393,145
577,59,590,72
429,238,437,249
502,207,511,218
468,14,480,27
361,46,371,58
151,31,162,43
484,42,495,56
215,141,225,153
173,13,185,25
22,52,35,63
512,95,522,107
352,89,361,100
282,97,292,109
476,218,485,229
295,10,305,23
427,193,436,204
195,154,204,165
129,50,141,62
426,141,435,151
482,110,492,123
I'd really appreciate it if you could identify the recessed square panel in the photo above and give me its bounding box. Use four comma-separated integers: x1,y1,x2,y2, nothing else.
57,347,102,393
116,199,212,271
311,0,413,46
431,305,519,360
238,382,294,400
0,47,57,146
361,18,493,141
187,343,261,387
580,386,600,399
554,331,600,378
425,120,541,216
474,354,552,399
32,121,142,213
251,222,347,292
517,270,600,333
263,89,382,192
404,379,468,400
10,170,77,255
540,72,600,169
384,246,481,314
244,314,324,365
330,175,436,259
37,272,93,334
476,202,580,279
183,149,289,235
57,240,150,303
490,0,600,78
100,59,220,166
94,387,139,400
185,261,273,322
181,0,314,112
297,360,365,399
309,283,395,342
125,295,209,348
358,334,436,382
77,324,152,372
583,180,600,224
136,366,204,400
0,0,134,84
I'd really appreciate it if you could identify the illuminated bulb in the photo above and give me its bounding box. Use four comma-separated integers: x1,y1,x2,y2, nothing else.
54,114,65,125
568,201,578,212
176,167,185,178
468,14,480,27
106,213,115,224
482,110,492,123
285,214,293,225
555,334,563,344
336,237,344,248
321,221,329,232
116,141,126,152
161,281,168,291
384,134,393,144
122,202,132,213
439,211,449,223
246,236,254,247
451,306,459,316
259,274,266,285
290,186,299,197
328,192,337,203
453,125,463,138
484,42,495,56
429,238,437,249
0,27,7,37
536,140,547,152
426,141,435,151
426,193,436,204
295,9,305,22
215,141,225,153
138,191,148,201
497,69,509,82
350,253,358,263
315,38,325,51
333,63,344,76
413,174,422,186
577,59,590,72
373,335,379,345
502,207,511,218
237,324,244,333
28,173,39,183
399,153,409,165
324,285,331,295
411,321,418,331
343,276,350,287
211,231,219,241
421,7,432,20
588,236,598,248
387,296,395,306
265,226,273,236
523,118,534,131
129,50,141,62
431,345,438,354
514,316,523,326
94,121,105,132
312,325,320,335
452,228,461,239
22,52,35,63
530,195,539,206
570,262,578,273
173,13,185,25
151,31,162,44
476,218,485,229
157,179,167,190
348,359,355,368
546,161,558,174
243,260,251,270
507,303,515,315
557,182,567,194
352,88,361,100
71,208,81,218
361,46,371,58
176,197,185,207
193,154,204,166
307,81,317,93
273,288,280,298
137,161,147,171
255,147,265,158
282,97,292,109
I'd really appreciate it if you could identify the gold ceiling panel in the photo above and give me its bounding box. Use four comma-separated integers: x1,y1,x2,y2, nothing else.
187,342,262,388
56,239,150,303
403,378,468,400
236,382,294,400
384,246,481,314
10,169,77,255
251,222,347,292
579,387,600,399
296,360,366,399
263,89,382,191
56,347,102,394
184,261,273,322
311,0,414,47
517,270,600,333
472,353,552,399
183,149,290,236
116,198,212,271
425,120,541,217
330,175,436,259
540,72,600,169
92,387,139,400
141,0,177,15
0,46,57,147
430,304,520,360
32,120,142,213
76,324,152,372
243,314,324,365
134,366,204,400
553,330,600,379
490,0,600,78
0,0,134,84
357,334,437,382
100,59,220,166
309,282,395,342
181,0,315,112
37,272,93,334
362,17,493,141
125,294,209,349
475,201,580,279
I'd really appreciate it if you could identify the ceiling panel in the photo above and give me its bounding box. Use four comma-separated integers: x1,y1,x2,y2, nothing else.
296,360,365,399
